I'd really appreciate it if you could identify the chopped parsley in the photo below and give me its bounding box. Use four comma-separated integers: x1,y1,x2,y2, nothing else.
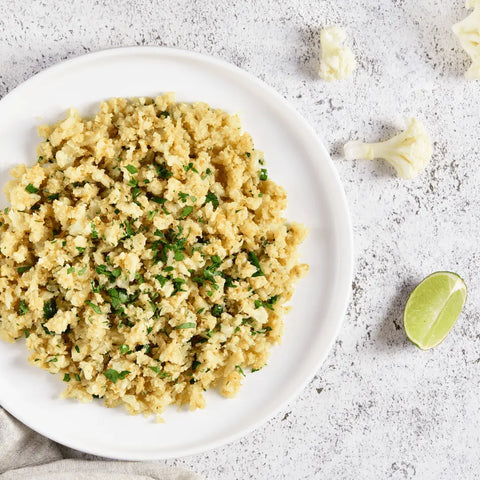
18,300,28,316
254,295,278,310
235,365,246,377
85,300,102,314
90,222,98,239
152,226,187,263
155,162,172,179
211,304,224,317
95,264,122,282
107,287,131,310
119,344,130,354
75,373,81,381
178,192,189,202
63,373,70,382
132,187,141,201
248,251,264,277
175,322,196,329
259,168,268,181
148,366,170,378
76,246,85,254
178,205,193,219
204,192,219,210
43,299,57,320
158,110,170,118
17,265,32,274
125,164,138,174
104,368,130,384
47,193,59,201
183,162,198,173
24,329,30,338
25,184,39,194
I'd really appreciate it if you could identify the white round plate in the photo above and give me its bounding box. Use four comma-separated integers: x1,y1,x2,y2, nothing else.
0,47,352,460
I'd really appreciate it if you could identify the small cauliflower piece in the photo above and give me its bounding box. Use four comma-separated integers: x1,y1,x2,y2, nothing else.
452,0,480,80
319,26,357,81
344,118,432,179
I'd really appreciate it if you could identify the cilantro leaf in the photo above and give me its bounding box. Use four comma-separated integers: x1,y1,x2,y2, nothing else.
104,369,130,384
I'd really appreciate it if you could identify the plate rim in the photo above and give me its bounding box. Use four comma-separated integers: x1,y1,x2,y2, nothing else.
0,46,353,460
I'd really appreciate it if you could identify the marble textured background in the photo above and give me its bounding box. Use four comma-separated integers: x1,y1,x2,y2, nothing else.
1,0,479,478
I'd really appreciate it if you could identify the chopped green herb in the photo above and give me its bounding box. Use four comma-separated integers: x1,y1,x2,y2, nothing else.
125,164,138,174
67,267,75,274
155,275,167,287
119,344,130,354
25,184,39,194
245,152,251,158
76,246,85,254
183,162,199,173
75,373,81,381
178,206,193,219
175,322,196,329
63,373,70,382
235,365,246,376
46,357,58,363
107,287,130,310
47,193,59,201
151,196,167,205
43,299,57,319
196,307,205,315
158,110,170,118
155,162,172,179
260,168,268,181
211,304,224,317
75,345,80,353
19,300,28,316
24,329,30,338
17,265,32,274
248,251,264,277
192,360,201,371
104,368,130,384
178,192,189,202
127,178,138,187
204,192,219,210
78,264,87,275
95,264,121,282
85,300,102,314
255,295,279,310
90,222,98,239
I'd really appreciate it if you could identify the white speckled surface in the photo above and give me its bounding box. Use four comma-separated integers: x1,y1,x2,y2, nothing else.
1,0,480,478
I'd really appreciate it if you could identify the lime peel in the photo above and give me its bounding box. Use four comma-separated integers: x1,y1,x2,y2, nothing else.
403,271,467,350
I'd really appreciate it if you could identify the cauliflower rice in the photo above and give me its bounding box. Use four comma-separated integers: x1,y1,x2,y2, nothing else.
0,93,308,419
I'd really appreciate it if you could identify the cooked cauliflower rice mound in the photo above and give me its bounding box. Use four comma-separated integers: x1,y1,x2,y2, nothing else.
0,93,308,419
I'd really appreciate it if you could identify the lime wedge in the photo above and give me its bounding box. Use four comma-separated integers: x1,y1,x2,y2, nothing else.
403,271,467,350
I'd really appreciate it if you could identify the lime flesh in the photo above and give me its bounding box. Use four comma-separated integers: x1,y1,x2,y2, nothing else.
403,272,467,350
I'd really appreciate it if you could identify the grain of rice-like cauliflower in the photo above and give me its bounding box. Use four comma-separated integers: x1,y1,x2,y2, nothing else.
0,93,308,419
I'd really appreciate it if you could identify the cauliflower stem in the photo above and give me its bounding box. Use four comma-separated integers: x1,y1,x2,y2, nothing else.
344,118,433,180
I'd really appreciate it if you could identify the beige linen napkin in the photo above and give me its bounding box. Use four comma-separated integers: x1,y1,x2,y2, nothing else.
0,408,201,479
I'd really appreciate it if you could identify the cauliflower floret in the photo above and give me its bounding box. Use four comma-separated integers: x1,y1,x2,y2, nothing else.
344,118,433,179
453,0,480,80
319,26,357,81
